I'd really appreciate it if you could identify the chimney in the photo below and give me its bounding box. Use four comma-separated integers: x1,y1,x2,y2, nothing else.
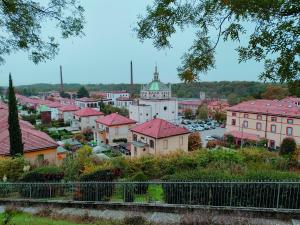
60,65,64,93
130,61,133,97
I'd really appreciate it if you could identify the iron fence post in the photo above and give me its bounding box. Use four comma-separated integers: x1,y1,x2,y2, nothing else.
49,184,52,198
276,183,281,209
29,184,32,199
189,183,192,205
230,184,233,207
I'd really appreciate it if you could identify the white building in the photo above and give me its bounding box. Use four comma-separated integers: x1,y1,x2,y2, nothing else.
129,66,178,123
106,91,130,106
73,108,104,131
58,105,80,123
116,97,133,109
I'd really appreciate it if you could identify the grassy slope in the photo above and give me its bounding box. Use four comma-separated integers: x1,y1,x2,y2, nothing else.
0,212,119,225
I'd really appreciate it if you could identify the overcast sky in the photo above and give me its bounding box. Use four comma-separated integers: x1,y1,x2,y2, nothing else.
0,1,264,86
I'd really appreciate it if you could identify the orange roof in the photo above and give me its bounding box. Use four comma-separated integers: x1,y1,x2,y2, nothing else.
59,105,80,112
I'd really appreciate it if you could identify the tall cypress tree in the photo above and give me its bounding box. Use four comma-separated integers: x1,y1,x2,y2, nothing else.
8,73,23,156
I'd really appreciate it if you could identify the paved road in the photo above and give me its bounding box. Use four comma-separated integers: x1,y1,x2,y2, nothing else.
199,127,226,147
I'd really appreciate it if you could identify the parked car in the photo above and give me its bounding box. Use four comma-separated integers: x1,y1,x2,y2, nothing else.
205,136,216,141
220,124,226,128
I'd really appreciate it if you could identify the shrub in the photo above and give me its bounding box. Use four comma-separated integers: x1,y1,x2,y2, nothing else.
19,166,64,198
280,137,297,156
0,157,28,181
20,166,64,182
131,172,148,194
226,134,235,145
75,169,117,201
188,132,202,151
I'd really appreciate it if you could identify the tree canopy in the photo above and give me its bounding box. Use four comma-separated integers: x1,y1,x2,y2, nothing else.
8,74,23,156
0,0,84,64
77,86,89,98
136,0,300,84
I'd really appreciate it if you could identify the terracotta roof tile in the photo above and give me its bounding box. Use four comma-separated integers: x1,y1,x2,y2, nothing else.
96,113,136,126
74,108,104,117
59,105,80,112
0,103,57,156
130,118,190,139
229,98,300,118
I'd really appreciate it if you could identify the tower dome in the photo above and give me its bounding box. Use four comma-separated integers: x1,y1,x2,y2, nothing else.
141,66,172,100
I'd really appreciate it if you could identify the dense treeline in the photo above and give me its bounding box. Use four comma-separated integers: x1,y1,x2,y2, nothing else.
12,81,281,99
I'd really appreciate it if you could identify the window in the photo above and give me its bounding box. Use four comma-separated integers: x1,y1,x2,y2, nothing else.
133,134,137,141
164,106,167,111
150,140,154,148
134,147,137,156
231,119,236,126
256,122,262,131
287,127,293,136
271,117,277,122
243,120,248,128
257,114,262,120
244,113,249,118
287,119,293,124
106,127,109,133
163,140,168,149
269,140,275,149
115,127,119,135
179,136,183,145
271,125,276,133
232,112,236,117
37,154,44,162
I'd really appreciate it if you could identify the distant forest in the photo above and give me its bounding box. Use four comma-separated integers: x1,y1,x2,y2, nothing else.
14,81,278,100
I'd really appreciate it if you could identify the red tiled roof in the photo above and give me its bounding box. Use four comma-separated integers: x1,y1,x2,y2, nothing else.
74,108,104,117
44,101,62,108
59,105,80,112
229,99,300,118
227,130,259,141
96,113,136,126
0,103,57,156
130,118,190,139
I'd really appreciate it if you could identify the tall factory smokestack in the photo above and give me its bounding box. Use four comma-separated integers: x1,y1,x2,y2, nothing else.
60,65,64,93
130,61,133,97
130,61,133,85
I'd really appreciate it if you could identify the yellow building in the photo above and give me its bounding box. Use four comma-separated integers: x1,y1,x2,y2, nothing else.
130,118,190,157
0,103,59,164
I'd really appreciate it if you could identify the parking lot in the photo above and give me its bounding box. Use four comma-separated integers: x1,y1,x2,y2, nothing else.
199,127,226,147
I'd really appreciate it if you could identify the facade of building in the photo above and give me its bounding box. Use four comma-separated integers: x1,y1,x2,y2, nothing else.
0,103,59,164
58,105,80,123
226,98,300,149
130,118,190,157
178,100,203,115
116,97,133,109
73,108,104,130
94,113,136,145
106,91,130,105
129,66,178,123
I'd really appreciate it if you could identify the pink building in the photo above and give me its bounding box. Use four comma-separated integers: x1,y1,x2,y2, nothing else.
226,98,300,149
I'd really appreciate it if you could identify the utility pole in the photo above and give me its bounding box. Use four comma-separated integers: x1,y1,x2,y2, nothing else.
60,65,64,93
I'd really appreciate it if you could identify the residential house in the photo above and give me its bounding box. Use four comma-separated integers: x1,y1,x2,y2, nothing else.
73,108,104,130
0,103,59,164
116,97,133,109
58,105,80,123
95,113,136,145
106,91,130,105
130,118,190,157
